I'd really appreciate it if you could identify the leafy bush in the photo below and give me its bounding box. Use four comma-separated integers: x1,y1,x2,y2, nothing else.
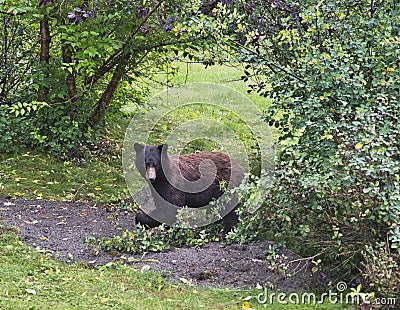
362,244,400,298
0,105,21,153
87,223,221,255
188,0,400,295
26,104,93,157
0,100,94,157
0,0,196,157
87,225,170,254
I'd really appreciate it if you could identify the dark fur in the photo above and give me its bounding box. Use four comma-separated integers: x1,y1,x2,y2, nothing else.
134,143,244,235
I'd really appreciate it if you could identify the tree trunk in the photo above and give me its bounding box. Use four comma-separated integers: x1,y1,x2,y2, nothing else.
62,43,78,119
88,54,129,129
37,16,50,102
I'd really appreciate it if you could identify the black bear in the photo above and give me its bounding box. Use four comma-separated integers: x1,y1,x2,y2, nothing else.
134,143,244,235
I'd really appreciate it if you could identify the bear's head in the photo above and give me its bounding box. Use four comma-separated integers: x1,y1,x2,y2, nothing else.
134,143,168,183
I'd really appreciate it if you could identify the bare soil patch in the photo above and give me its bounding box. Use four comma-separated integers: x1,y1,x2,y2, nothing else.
0,197,312,291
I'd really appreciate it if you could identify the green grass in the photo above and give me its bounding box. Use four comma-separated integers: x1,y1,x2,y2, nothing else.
0,231,236,309
0,152,126,202
122,62,271,114
0,232,350,309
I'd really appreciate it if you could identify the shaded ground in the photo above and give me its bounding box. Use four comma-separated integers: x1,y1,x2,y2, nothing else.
0,197,312,291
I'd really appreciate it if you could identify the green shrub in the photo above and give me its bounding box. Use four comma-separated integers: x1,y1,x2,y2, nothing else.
191,0,400,295
362,243,400,298
87,223,221,255
0,105,22,153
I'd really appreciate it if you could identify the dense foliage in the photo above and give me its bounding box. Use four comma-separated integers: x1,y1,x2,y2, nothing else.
184,0,399,295
0,0,198,156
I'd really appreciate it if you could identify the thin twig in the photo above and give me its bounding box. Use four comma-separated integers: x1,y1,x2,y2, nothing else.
228,38,307,84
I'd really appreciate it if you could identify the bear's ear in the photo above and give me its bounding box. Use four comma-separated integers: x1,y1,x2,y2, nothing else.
134,143,144,153
158,144,168,153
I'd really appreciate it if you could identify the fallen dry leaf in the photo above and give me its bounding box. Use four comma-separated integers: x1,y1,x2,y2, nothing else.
25,288,37,295
24,220,38,225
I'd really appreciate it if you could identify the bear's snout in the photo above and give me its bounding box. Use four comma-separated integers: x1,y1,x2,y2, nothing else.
146,167,156,182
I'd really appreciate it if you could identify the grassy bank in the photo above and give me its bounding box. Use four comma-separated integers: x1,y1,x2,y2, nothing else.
0,230,240,309
0,230,350,309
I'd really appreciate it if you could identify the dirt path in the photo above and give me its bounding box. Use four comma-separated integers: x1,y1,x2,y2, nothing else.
0,197,312,291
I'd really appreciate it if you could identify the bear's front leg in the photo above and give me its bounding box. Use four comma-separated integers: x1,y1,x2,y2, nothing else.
221,209,238,237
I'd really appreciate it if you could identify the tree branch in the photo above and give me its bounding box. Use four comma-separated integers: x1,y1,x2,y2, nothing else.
0,10,25,16
86,0,166,87
88,54,130,129
228,39,307,84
